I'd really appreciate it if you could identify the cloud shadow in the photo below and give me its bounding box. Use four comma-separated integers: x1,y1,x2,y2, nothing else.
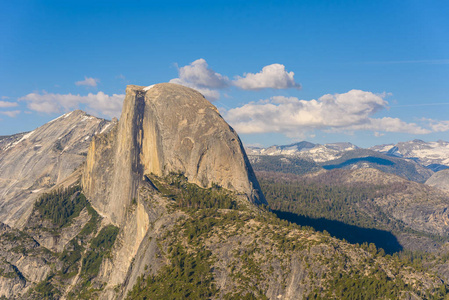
273,210,403,255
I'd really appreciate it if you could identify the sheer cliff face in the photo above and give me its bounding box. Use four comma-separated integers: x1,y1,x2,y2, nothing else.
82,83,266,225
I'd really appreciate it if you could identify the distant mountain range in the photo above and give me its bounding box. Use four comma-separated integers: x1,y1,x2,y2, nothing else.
1,84,449,298
370,139,449,172
246,141,359,162
246,139,449,183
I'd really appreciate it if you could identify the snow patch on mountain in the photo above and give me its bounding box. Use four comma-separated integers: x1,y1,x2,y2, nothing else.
246,142,358,163
371,140,449,167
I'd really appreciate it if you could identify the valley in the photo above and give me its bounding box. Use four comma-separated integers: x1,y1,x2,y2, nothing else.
1,83,449,299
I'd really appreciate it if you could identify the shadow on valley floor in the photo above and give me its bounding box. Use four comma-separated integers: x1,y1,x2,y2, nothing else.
273,210,403,255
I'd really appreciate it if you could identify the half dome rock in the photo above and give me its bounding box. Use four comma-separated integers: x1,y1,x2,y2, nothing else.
82,83,266,225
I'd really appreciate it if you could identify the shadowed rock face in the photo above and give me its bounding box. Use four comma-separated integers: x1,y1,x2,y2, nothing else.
82,83,266,225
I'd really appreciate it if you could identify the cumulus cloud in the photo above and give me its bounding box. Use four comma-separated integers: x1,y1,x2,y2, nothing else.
0,101,18,108
424,119,449,132
177,58,229,88
224,89,431,137
169,59,229,101
19,91,124,118
0,110,20,117
170,59,302,100
75,76,99,87
233,64,301,90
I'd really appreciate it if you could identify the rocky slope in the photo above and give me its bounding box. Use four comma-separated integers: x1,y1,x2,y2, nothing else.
426,169,449,191
249,148,433,183
258,167,449,253
247,141,358,163
371,139,449,171
79,83,266,297
1,83,448,299
82,83,265,226
320,149,434,182
0,110,115,228
2,177,446,299
247,141,435,182
248,139,449,172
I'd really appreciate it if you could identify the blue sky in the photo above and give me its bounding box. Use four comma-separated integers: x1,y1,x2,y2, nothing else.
1,0,448,148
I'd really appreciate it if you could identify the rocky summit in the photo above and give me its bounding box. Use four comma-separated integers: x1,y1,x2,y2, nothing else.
82,83,266,225
0,110,114,228
1,83,448,299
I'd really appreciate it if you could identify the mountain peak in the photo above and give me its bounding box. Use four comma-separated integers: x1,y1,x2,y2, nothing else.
82,82,266,224
0,110,114,228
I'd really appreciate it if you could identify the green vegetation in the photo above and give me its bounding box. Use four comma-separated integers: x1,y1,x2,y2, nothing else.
0,260,25,280
65,224,118,299
58,202,100,280
140,173,449,298
148,173,239,211
251,155,321,175
307,242,449,300
30,186,107,298
77,203,100,239
128,244,217,299
127,174,246,299
81,225,119,280
9,172,445,299
258,172,449,254
260,175,398,229
33,276,60,299
310,269,408,299
34,185,88,228
322,156,394,170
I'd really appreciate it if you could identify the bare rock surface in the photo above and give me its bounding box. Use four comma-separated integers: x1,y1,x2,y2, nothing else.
0,110,115,228
426,169,449,191
25,205,91,253
82,83,265,225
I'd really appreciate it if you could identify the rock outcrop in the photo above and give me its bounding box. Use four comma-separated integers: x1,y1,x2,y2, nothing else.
426,169,449,191
1,84,448,299
0,110,115,228
82,83,266,225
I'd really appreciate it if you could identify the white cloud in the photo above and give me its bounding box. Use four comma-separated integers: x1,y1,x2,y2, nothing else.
170,59,302,100
169,59,229,101
177,58,229,88
19,91,124,118
424,119,449,132
75,76,99,87
0,110,20,117
224,89,431,137
0,101,18,108
345,117,431,134
233,64,301,90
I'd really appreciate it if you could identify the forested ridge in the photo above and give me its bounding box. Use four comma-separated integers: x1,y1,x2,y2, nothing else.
127,173,449,299
2,174,449,299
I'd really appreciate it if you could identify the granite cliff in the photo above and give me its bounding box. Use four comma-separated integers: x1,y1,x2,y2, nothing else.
1,83,448,299
82,83,265,225
0,110,114,228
